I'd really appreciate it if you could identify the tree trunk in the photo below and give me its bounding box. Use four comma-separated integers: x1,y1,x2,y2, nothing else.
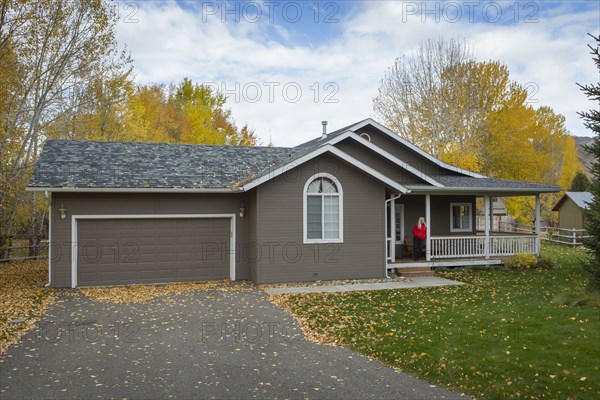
0,234,12,261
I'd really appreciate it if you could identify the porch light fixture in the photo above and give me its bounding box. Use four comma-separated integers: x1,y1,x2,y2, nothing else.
239,204,246,218
59,204,67,220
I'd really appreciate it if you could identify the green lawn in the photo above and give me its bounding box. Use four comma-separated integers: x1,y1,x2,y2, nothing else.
271,243,600,399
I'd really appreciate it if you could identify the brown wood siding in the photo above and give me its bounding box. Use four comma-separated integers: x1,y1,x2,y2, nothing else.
356,126,464,176
50,193,250,287
399,195,425,242
247,189,259,282
557,198,585,230
255,154,386,284
335,139,426,184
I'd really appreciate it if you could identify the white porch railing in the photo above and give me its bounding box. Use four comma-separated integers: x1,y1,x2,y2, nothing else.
488,236,537,256
430,236,485,259
430,235,537,259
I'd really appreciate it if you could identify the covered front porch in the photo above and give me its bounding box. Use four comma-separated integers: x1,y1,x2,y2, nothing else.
386,193,542,271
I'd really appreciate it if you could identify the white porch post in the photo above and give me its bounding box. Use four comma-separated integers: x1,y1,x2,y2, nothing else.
384,194,401,266
384,198,389,262
390,197,396,261
489,197,494,232
484,195,490,259
425,194,431,261
535,194,541,256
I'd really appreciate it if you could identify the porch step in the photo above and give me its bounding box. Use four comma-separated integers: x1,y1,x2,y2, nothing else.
399,271,435,277
395,267,434,277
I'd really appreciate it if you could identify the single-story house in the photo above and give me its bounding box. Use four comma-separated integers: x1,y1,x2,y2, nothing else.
552,191,593,230
28,118,560,288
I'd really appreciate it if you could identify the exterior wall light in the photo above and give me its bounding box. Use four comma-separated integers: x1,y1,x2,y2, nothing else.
59,204,67,220
239,205,246,218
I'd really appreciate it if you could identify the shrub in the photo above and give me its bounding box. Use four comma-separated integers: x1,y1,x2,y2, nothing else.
551,291,600,307
536,255,559,270
583,257,600,291
504,253,537,270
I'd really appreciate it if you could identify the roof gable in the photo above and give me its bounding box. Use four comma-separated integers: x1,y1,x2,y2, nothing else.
326,132,442,187
552,192,594,211
296,118,485,178
241,144,408,193
291,119,559,195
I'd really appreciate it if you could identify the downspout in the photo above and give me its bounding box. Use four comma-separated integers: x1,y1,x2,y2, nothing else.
45,191,51,287
384,194,402,278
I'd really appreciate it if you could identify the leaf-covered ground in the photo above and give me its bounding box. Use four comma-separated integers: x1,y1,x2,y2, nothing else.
0,260,55,353
78,280,253,303
270,243,600,399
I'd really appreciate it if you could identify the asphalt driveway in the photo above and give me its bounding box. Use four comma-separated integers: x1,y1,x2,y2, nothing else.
1,289,467,399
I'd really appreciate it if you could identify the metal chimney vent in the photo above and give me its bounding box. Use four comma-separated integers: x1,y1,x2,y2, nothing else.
321,121,328,139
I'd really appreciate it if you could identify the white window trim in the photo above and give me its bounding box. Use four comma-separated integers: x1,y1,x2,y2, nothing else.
395,203,405,243
70,214,236,288
303,173,344,244
359,133,371,142
450,203,472,233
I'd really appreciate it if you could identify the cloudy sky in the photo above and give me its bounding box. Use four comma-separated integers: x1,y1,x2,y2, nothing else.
116,1,599,147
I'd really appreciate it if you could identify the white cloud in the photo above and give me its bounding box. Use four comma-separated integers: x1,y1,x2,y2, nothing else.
116,1,599,147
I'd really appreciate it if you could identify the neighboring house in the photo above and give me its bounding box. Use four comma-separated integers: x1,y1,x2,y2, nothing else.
491,197,508,216
476,197,513,230
552,191,593,230
28,118,560,288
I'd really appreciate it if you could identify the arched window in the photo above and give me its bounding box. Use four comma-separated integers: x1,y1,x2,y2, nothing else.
303,173,343,243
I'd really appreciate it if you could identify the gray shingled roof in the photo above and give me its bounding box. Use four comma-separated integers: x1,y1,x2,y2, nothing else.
29,127,561,194
431,175,559,190
564,192,594,209
30,140,302,189
295,119,369,150
403,175,560,194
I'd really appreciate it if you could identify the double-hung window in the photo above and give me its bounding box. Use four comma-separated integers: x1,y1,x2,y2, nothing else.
450,203,472,232
304,174,343,243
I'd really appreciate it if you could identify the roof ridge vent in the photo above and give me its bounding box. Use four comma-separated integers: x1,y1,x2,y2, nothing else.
321,121,328,139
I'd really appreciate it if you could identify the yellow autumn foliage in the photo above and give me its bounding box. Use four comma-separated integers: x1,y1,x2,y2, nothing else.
375,47,583,224
483,105,581,223
440,147,481,173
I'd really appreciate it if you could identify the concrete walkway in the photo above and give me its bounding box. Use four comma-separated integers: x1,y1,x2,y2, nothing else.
264,276,463,295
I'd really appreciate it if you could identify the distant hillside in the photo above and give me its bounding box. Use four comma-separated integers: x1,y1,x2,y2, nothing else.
574,135,594,173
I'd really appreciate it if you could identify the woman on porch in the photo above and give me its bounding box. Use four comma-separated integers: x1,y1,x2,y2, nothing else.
412,217,427,260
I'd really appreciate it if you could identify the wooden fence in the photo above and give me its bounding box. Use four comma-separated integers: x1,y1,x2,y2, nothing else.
0,234,49,262
476,218,589,247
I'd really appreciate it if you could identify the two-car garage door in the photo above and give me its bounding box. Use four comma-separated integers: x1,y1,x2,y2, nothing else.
76,217,231,287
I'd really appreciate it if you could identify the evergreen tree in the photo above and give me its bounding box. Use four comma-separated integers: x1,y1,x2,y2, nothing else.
580,34,600,292
570,171,591,191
